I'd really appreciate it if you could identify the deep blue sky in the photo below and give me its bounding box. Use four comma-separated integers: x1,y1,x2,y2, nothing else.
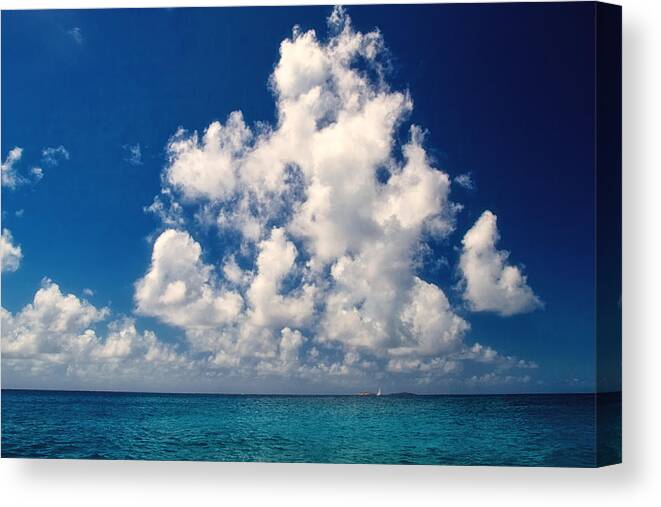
2,3,612,393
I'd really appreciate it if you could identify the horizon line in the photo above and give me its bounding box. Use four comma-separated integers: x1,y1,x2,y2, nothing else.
0,387,621,397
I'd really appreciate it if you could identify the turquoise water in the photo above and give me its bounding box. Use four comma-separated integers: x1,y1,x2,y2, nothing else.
1,390,621,466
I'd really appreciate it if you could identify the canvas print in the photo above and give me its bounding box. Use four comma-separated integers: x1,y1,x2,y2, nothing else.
1,2,621,467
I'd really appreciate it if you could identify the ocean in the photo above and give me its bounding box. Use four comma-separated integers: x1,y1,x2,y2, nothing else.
1,390,621,467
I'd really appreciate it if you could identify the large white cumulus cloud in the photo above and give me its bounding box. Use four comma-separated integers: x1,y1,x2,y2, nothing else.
132,7,536,389
459,210,542,316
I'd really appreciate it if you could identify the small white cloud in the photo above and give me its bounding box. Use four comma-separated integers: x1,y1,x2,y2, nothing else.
1,229,23,273
68,27,83,45
30,166,44,181
41,145,70,167
124,143,143,166
1,147,25,189
82,288,95,297
459,210,542,316
15,209,25,218
454,172,475,190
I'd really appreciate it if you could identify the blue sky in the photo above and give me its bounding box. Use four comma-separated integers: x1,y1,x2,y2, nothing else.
1,4,615,394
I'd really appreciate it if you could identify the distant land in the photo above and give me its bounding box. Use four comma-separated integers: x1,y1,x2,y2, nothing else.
354,391,419,397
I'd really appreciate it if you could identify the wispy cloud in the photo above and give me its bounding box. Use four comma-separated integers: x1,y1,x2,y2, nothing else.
68,27,83,45
41,145,70,167
30,166,44,181
454,172,475,190
123,143,143,166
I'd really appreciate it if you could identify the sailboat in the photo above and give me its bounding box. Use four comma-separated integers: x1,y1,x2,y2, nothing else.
376,387,381,397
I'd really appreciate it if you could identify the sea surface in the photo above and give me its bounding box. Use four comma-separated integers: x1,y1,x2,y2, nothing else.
1,390,621,467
